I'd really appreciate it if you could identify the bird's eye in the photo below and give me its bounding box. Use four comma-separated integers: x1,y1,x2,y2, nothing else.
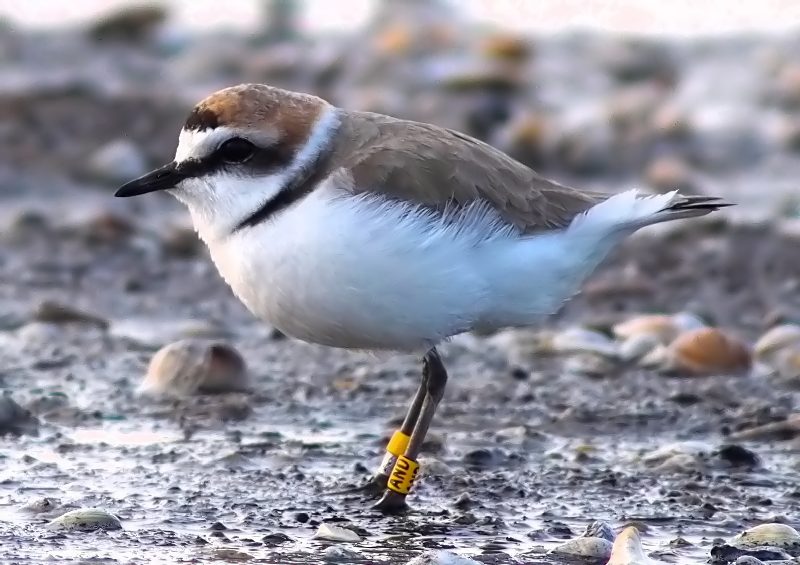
217,138,255,163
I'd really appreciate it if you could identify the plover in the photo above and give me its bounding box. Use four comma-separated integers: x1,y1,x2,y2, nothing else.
116,83,729,512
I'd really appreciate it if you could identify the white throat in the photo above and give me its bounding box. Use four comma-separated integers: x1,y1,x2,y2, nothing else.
171,105,341,243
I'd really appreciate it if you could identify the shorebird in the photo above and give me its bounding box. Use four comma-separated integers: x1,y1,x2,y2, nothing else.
116,83,729,512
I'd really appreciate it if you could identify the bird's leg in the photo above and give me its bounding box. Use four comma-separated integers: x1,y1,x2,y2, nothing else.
374,348,448,514
331,370,427,497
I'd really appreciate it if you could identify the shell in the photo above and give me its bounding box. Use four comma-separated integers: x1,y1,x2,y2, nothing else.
139,339,249,397
608,526,653,565
730,414,800,442
613,312,705,344
549,537,613,560
730,523,800,551
549,327,619,358
323,546,362,563
667,328,751,375
47,508,122,531
753,324,800,365
618,333,663,362
314,523,361,543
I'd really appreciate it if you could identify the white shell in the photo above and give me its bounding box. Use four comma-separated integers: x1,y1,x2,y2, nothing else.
314,523,361,543
139,339,248,397
754,324,800,364
549,327,619,358
729,523,800,550
549,536,613,559
47,508,122,531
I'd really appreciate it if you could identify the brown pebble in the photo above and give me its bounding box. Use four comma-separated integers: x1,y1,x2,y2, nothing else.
667,328,751,376
32,300,108,329
140,339,249,397
643,156,696,194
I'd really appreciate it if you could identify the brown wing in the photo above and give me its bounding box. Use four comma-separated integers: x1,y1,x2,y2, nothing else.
328,111,605,233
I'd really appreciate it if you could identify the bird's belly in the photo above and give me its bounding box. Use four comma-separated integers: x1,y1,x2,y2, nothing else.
208,188,493,350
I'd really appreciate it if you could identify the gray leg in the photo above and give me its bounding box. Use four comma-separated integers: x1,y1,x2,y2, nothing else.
374,348,448,513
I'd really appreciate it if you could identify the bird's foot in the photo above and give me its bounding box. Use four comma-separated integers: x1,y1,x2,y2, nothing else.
373,489,410,514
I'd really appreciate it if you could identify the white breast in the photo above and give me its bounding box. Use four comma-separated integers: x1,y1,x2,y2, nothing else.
196,181,633,352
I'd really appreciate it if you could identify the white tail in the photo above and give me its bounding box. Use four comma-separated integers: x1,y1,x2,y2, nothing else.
568,189,730,235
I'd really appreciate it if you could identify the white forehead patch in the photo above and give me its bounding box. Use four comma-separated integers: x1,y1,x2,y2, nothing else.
174,126,238,163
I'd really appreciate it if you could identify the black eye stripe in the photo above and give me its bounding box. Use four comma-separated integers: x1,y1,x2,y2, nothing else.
176,141,295,179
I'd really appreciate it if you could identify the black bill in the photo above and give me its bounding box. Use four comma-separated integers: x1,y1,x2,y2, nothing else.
115,162,186,197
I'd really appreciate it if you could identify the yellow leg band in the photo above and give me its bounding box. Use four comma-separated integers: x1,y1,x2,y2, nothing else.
387,455,420,495
386,430,411,456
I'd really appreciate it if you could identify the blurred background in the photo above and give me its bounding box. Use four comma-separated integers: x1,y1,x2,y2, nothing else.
3,2,800,563
1,0,800,217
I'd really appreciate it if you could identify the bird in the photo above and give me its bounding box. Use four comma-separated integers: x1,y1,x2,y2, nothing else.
115,83,730,513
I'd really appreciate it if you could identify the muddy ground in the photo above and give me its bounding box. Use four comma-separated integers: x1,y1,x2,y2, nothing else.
1,178,799,564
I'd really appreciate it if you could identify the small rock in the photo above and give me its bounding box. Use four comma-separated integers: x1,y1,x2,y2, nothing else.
161,225,203,257
139,339,249,397
730,415,800,442
480,33,532,62
73,211,137,245
47,508,122,531
0,394,39,436
261,532,291,546
406,550,481,565
710,544,791,564
715,444,760,468
753,324,800,366
20,497,61,515
608,526,652,564
644,156,696,194
314,523,361,543
88,4,167,43
564,353,616,377
210,548,253,561
666,328,751,375
549,536,613,561
32,300,108,329
323,546,362,563
584,521,616,543
730,523,800,553
613,313,705,344
87,139,148,184
732,557,765,565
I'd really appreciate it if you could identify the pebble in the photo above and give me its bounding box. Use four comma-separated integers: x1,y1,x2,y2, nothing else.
607,526,653,565
406,551,481,565
323,546,362,563
730,523,800,553
643,156,697,194
547,327,619,358
139,339,249,397
87,139,148,184
314,523,361,543
666,328,752,375
0,394,39,436
47,508,122,531
88,4,166,43
549,536,613,561
584,520,616,542
730,415,800,442
31,300,108,329
613,313,706,344
210,548,253,561
753,324,800,366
